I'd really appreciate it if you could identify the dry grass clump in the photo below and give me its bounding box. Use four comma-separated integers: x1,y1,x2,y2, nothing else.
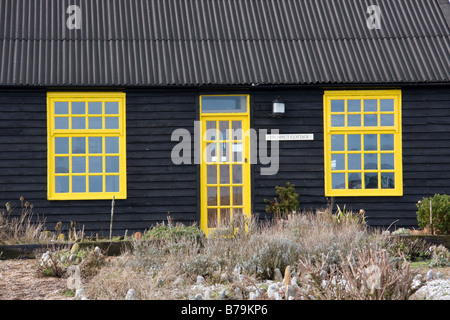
0,197,45,244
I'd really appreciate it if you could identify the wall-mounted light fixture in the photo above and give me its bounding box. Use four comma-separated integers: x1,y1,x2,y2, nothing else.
270,97,285,117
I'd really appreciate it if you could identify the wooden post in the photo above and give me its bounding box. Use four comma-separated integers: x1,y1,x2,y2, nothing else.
109,196,115,241
430,199,434,235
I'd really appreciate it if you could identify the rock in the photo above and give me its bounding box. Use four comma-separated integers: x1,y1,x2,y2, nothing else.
436,271,444,279
267,283,279,299
75,288,86,300
125,289,136,300
70,243,80,254
195,293,203,300
220,289,227,300
249,291,259,300
273,268,283,282
94,246,103,257
427,270,434,281
204,290,211,300
57,233,65,241
235,287,243,299
285,285,296,299
196,275,206,285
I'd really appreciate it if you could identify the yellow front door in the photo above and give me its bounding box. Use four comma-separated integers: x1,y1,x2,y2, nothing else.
200,95,251,236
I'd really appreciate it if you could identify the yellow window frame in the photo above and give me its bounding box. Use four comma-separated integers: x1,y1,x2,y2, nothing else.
47,92,127,200
323,90,403,197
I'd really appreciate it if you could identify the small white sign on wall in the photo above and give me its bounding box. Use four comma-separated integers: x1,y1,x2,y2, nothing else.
266,133,314,141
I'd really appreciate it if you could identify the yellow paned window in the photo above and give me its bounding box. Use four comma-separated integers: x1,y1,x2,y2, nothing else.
47,92,126,200
324,90,403,197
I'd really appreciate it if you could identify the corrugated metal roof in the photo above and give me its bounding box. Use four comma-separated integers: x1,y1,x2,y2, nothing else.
0,0,449,86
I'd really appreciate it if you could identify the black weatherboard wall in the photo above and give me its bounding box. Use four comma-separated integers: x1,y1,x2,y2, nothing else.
0,88,198,236
1,86,450,235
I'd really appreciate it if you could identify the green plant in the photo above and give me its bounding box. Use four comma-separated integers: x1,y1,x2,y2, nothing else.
416,194,450,234
331,204,366,226
265,182,299,220
428,245,450,268
143,223,205,244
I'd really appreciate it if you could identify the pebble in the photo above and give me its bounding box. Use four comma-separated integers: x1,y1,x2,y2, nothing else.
125,289,136,300
426,270,434,281
273,268,283,282
415,279,450,300
220,288,227,300
196,275,206,285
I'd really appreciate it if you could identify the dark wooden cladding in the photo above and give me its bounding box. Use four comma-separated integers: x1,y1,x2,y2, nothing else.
0,86,449,235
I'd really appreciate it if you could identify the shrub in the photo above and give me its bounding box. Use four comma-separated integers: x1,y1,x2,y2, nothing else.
265,182,299,220
428,245,450,268
416,194,450,234
143,223,205,244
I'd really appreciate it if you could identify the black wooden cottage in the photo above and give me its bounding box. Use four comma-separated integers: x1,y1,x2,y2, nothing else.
0,0,449,236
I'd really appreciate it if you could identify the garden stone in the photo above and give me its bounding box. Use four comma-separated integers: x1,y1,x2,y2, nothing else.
195,293,203,300
235,287,243,299
427,270,434,281
94,246,103,257
125,289,136,300
70,243,80,254
273,268,283,282
220,289,227,300
285,285,296,299
196,275,206,285
436,271,444,279
204,290,211,300
249,291,259,300
75,287,86,300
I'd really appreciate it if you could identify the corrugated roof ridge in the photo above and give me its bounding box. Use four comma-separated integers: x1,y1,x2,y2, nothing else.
2,34,449,42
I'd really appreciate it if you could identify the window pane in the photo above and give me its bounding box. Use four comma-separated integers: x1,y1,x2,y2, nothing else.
364,153,378,170
233,186,243,205
55,102,69,114
364,134,378,151
105,117,119,129
207,209,217,228
72,137,86,154
202,96,247,113
380,134,394,151
219,121,229,140
206,143,216,162
220,187,230,205
89,117,102,129
106,175,120,192
89,176,103,192
331,114,345,127
331,100,345,112
332,173,345,189
207,187,217,206
206,121,217,140
232,121,242,140
364,114,378,127
105,156,120,173
207,165,217,184
72,176,86,193
72,157,86,173
380,114,394,126
89,137,102,153
380,99,394,112
105,137,119,153
347,114,361,127
55,117,69,129
55,137,69,154
331,135,345,151
347,100,361,112
381,153,395,170
72,102,85,114
233,165,243,184
348,172,362,189
55,176,69,193
348,154,362,170
88,102,102,115
364,99,377,112
72,117,85,129
348,135,361,151
55,157,69,173
89,156,103,173
105,102,119,115
220,208,231,226
331,154,345,171
220,165,230,184
365,173,378,189
381,173,395,189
